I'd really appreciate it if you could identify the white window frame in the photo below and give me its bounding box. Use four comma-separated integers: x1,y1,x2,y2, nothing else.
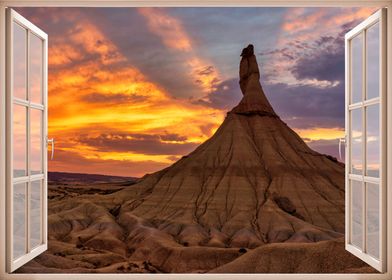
0,1,391,279
5,8,48,273
344,9,387,272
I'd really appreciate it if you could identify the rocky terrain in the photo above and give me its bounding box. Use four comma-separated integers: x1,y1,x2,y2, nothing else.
16,174,374,274
17,45,375,273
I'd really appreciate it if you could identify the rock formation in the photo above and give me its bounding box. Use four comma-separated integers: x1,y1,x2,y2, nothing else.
239,44,260,95
106,44,345,249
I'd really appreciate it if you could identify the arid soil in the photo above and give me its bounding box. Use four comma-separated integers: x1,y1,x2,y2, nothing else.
16,174,374,273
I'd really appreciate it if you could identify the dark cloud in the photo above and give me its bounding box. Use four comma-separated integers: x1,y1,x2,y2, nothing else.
291,46,344,83
289,19,367,84
80,93,148,104
259,47,297,61
197,65,215,76
288,40,313,51
316,35,335,45
264,82,344,130
194,78,242,110
290,35,344,83
340,20,364,34
76,133,197,156
160,133,187,142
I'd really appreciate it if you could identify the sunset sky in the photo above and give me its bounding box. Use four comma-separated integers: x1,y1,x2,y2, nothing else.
16,7,377,177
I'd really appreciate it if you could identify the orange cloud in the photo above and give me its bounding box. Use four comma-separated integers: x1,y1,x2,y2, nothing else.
138,8,192,52
282,9,324,32
69,21,125,65
281,7,376,40
326,7,377,26
48,18,125,67
49,44,83,66
296,127,344,142
46,14,225,177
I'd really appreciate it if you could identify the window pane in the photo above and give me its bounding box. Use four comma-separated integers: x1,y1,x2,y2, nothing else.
351,108,362,175
366,22,380,100
13,182,26,259
351,180,363,249
30,109,42,175
352,33,363,104
30,180,42,249
366,104,380,177
366,183,379,259
13,23,26,100
13,105,27,177
30,34,43,104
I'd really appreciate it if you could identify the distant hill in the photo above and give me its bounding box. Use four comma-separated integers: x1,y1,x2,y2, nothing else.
48,171,138,185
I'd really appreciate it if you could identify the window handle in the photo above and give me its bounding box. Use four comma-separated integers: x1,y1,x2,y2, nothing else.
339,137,346,161
47,138,55,160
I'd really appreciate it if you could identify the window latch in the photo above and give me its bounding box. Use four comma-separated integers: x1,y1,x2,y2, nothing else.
338,137,346,161
47,137,55,160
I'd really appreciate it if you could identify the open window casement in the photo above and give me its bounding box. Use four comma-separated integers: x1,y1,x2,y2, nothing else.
345,8,387,272
6,8,49,272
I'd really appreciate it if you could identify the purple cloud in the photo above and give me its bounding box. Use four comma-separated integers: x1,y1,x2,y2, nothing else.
76,133,197,156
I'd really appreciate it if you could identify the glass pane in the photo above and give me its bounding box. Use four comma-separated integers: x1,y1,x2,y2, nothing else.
352,33,363,104
366,183,379,259
13,182,26,259
30,109,42,175
366,105,380,177
351,180,363,249
30,34,43,104
351,108,363,175
31,180,42,249
366,22,380,100
13,105,27,177
13,23,27,100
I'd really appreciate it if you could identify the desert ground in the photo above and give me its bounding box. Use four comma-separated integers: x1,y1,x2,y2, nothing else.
16,172,375,273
